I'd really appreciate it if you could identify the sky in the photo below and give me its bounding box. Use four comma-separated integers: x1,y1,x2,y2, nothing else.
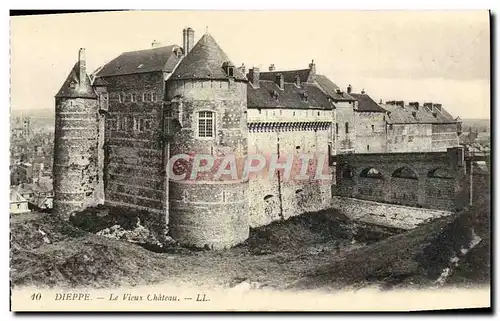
10,10,490,119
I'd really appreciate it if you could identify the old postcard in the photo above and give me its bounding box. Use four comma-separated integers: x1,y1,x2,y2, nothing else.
9,10,491,312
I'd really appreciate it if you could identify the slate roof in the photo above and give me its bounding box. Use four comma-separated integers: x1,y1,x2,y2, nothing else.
259,69,311,83
55,62,97,99
170,33,247,81
350,93,386,113
247,80,333,109
383,103,458,124
97,45,182,77
314,75,355,101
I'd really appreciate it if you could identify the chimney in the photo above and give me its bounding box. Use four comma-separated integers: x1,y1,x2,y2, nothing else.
151,40,161,48
276,73,284,90
269,64,276,71
347,84,352,94
238,63,246,75
78,48,86,85
295,75,301,87
395,100,404,107
433,103,442,112
183,27,195,54
248,67,260,88
307,59,316,82
361,88,365,94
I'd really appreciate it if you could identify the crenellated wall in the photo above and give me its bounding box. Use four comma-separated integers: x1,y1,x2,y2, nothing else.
247,120,333,228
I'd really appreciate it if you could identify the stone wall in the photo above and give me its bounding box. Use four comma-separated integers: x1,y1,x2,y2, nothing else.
100,71,168,240
335,101,356,153
354,111,387,153
332,196,454,230
248,124,333,228
387,123,433,153
432,123,460,151
335,149,467,211
166,78,249,249
53,97,101,218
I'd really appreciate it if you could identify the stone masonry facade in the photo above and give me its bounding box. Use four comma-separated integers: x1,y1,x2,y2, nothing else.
53,28,465,249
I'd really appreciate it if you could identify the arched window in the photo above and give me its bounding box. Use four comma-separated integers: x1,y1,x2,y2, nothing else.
198,111,214,138
392,167,418,180
360,167,383,179
427,168,454,179
264,195,273,201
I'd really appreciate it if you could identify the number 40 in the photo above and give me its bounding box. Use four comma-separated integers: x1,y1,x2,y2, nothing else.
31,293,41,301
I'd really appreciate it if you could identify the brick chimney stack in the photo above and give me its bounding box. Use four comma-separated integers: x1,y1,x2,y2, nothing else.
183,27,195,54
248,67,260,88
78,48,86,86
269,64,276,71
151,40,161,48
238,63,246,75
347,84,352,94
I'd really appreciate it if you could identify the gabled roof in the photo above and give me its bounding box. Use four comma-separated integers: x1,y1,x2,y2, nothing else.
350,93,386,113
247,80,332,109
55,62,97,99
383,103,458,124
314,75,355,101
97,45,182,77
170,33,246,81
259,69,311,83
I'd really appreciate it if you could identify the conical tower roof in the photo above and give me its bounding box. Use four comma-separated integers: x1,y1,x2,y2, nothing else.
171,33,246,81
55,62,97,99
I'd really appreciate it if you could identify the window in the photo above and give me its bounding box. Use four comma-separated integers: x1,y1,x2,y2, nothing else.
317,112,320,116
134,118,145,132
100,93,109,110
345,122,349,134
335,123,338,135
227,67,234,77
131,93,137,102
389,124,393,130
118,93,125,103
371,125,375,132
151,92,157,102
367,145,370,151
16,204,20,209
165,110,173,134
198,111,214,138
392,167,418,180
360,167,383,179
119,116,128,131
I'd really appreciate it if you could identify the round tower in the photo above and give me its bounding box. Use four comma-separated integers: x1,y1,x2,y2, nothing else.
53,48,100,218
166,32,249,249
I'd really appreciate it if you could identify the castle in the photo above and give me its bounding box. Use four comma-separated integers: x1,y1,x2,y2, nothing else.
54,28,462,249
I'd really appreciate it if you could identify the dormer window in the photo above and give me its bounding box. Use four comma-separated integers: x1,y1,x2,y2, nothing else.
69,81,77,89
271,90,279,101
174,48,183,58
222,61,235,77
